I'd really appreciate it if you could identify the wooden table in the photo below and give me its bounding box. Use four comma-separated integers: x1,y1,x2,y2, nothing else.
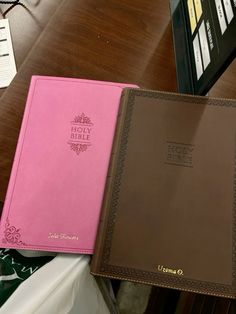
0,0,235,203
0,1,235,312
0,0,64,97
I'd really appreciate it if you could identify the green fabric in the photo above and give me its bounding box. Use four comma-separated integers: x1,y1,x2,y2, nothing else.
0,248,54,307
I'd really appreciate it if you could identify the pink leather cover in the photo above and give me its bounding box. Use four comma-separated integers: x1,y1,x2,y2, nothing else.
0,76,137,254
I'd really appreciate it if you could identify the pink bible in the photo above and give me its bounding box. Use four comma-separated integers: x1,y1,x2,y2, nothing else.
0,76,137,254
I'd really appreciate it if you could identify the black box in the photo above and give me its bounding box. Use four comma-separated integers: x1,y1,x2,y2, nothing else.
170,0,236,95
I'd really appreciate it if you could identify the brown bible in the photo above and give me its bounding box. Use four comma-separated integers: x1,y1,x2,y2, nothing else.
91,88,236,298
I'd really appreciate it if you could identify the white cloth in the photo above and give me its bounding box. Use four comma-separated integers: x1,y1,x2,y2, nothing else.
0,254,109,314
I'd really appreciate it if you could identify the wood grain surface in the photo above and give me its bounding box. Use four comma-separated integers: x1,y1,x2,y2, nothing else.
0,0,235,202
0,1,235,311
0,0,64,97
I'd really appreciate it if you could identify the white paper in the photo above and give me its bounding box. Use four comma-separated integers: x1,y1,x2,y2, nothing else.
222,0,234,24
215,0,227,34
0,19,17,88
198,21,211,70
0,254,110,314
193,33,203,80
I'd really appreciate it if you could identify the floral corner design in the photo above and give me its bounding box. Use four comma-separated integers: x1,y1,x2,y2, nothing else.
3,219,26,246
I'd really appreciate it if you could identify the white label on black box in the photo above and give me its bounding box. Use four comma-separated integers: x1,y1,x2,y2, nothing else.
198,21,211,70
193,34,203,80
222,0,234,24
0,19,17,88
215,0,227,34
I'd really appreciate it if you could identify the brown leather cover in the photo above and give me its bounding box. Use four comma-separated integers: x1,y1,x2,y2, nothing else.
91,88,236,298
